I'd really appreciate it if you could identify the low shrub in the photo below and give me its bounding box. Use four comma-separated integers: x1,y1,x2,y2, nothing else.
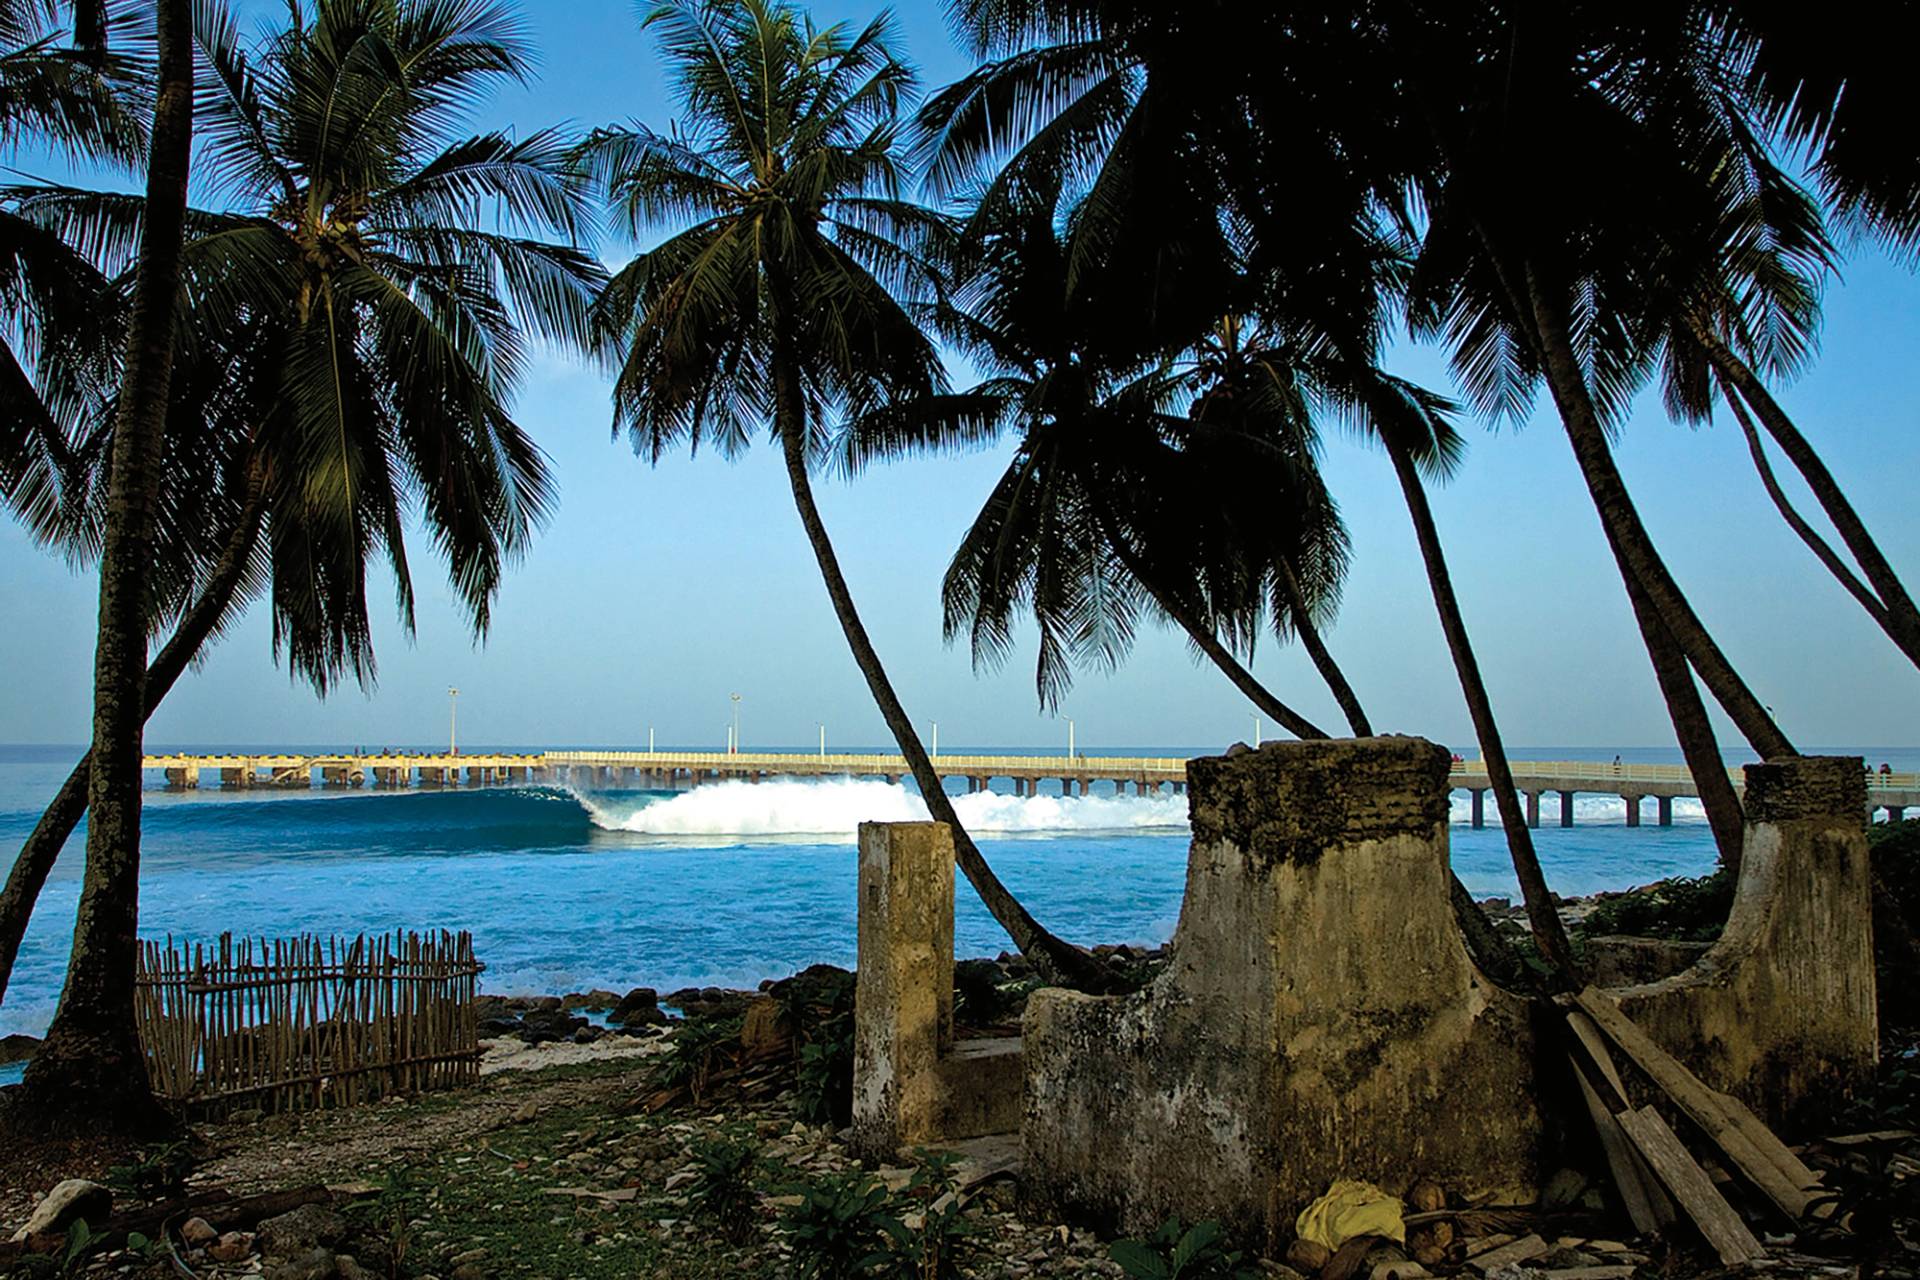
689,1137,759,1244
1577,868,1735,942
1109,1217,1260,1280
781,1172,898,1279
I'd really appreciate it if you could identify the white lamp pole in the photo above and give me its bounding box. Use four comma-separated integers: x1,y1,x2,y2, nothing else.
1068,718,1075,760
447,687,459,756
730,692,741,755
1252,716,1261,747
648,726,654,753
818,723,826,759
931,721,938,758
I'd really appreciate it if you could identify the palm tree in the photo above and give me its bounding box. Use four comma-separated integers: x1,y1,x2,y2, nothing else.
5,0,599,1104
581,0,1103,990
869,199,1540,983
918,0,1583,980
12,0,191,1132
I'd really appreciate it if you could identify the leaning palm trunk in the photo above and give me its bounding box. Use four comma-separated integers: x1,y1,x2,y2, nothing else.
1104,515,1526,981
1277,560,1374,736
771,355,1108,992
1520,266,1794,760
1384,435,1583,983
18,0,193,1131
0,478,264,1009
1697,328,1920,671
1616,559,1747,869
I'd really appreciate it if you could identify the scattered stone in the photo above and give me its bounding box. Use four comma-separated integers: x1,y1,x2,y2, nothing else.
450,1265,489,1280
8,1179,112,1243
510,1101,542,1125
264,1245,339,1280
181,1216,219,1247
0,1033,39,1066
336,1255,377,1280
208,1231,255,1263
255,1204,348,1258
1406,1179,1446,1213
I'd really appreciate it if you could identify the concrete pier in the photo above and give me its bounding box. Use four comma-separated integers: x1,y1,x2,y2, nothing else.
139,749,1920,822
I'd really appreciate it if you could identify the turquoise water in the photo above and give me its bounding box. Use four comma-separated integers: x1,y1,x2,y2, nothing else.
1,743,1911,1041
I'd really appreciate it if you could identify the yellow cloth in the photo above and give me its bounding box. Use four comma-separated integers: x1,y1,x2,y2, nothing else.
1295,1180,1407,1248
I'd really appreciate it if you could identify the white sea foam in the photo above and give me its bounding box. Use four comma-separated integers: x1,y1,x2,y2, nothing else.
576,776,1190,837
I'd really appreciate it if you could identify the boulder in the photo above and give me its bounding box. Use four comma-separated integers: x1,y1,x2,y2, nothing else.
181,1217,219,1247
612,987,658,1020
561,989,622,1012
8,1180,111,1242
265,1245,339,1280
207,1232,255,1263
0,1033,39,1066
336,1255,377,1280
255,1204,348,1258
739,996,791,1060
515,1009,588,1044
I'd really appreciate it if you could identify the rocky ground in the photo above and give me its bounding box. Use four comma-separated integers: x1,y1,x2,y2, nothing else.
5,910,1918,1280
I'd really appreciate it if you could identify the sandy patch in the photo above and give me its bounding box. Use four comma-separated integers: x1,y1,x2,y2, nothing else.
478,1034,671,1075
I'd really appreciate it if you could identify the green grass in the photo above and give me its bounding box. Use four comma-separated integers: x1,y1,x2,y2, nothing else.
355,1087,782,1278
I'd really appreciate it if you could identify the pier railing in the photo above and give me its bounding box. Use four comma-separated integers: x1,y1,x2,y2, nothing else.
134,930,483,1116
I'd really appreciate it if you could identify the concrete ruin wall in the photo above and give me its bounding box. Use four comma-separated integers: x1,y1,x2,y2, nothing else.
851,821,1022,1161
1611,756,1877,1133
1021,738,1542,1252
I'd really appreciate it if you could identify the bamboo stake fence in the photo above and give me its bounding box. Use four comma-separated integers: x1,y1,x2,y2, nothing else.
133,930,483,1116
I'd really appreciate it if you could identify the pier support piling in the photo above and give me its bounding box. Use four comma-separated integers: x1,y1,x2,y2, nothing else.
1470,788,1485,828
1525,790,1541,828
1560,790,1576,827
1658,796,1673,826
1624,794,1643,827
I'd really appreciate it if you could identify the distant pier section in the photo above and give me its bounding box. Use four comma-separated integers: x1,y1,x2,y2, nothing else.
141,750,1920,825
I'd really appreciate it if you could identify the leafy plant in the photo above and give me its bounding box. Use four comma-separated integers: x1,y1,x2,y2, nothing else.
784,970,856,1126
657,1014,744,1103
105,1140,196,1204
343,1165,426,1279
1577,869,1735,942
690,1137,759,1245
781,1172,900,1279
1109,1218,1260,1280
880,1152,974,1280
952,960,1008,1027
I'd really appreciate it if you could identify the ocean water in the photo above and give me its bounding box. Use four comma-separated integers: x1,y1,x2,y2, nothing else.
1,742,1912,1048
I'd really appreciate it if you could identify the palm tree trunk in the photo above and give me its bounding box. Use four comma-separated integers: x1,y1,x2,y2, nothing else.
1102,506,1524,979
16,0,192,1132
0,478,263,1009
1384,436,1583,984
1277,559,1373,736
1699,330,1920,669
1521,265,1794,760
1616,558,1747,869
770,350,1109,992
1724,387,1891,628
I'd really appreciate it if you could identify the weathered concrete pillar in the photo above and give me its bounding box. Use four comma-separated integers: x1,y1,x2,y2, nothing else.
1560,790,1576,827
1023,738,1539,1250
884,773,901,787
1890,806,1908,823
1611,756,1877,1131
1525,790,1541,828
164,767,199,789
322,766,351,789
1469,787,1484,828
1623,793,1642,826
851,823,1024,1161
1657,795,1673,826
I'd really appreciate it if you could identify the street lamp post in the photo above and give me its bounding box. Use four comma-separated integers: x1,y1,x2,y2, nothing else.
931,721,938,758
1068,718,1075,760
818,723,826,760
447,687,459,755
730,692,741,755
1252,716,1261,747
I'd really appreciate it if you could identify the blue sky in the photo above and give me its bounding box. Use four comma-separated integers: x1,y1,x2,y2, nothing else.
1,0,1916,753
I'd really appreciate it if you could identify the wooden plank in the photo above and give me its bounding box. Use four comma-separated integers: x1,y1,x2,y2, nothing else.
1562,1007,1631,1107
1570,1055,1672,1233
1573,988,1816,1220
1466,1234,1546,1272
1616,1106,1764,1265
